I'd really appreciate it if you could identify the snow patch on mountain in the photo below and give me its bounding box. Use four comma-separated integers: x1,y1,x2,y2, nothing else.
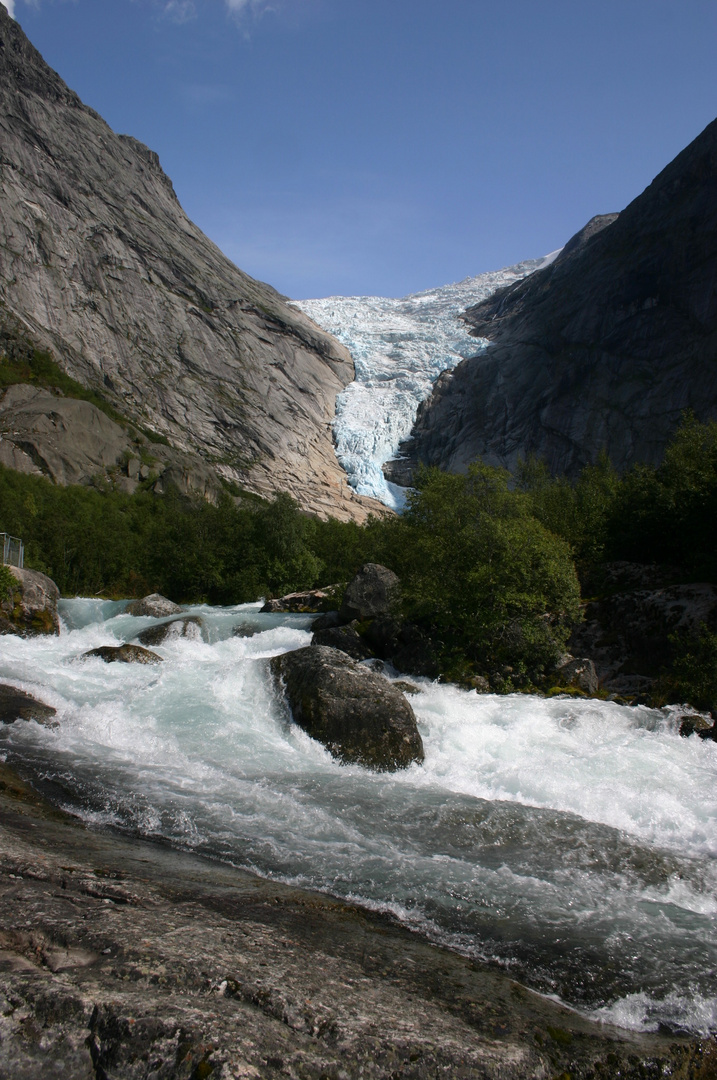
294,253,560,509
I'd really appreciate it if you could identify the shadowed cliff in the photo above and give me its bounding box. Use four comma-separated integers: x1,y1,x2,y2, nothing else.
390,117,717,480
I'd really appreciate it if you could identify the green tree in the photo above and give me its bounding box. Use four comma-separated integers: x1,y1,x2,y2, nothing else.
389,464,581,681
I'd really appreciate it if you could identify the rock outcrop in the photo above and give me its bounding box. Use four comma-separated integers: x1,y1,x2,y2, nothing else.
0,383,134,485
2,763,707,1080
136,616,204,646
312,621,375,661
83,644,163,665
339,563,400,622
553,656,599,696
0,566,60,636
0,684,56,725
0,8,384,522
271,645,424,770
568,574,717,699
125,594,182,619
260,586,341,614
393,118,717,480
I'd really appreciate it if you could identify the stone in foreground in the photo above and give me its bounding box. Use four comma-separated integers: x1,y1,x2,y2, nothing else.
340,563,401,622
2,762,707,1080
83,644,163,665
0,684,57,726
271,645,423,771
125,594,182,618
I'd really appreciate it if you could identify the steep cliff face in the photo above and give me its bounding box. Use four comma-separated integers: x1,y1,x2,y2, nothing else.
396,118,717,479
0,8,383,521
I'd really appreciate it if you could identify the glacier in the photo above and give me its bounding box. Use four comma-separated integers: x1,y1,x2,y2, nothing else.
294,252,560,509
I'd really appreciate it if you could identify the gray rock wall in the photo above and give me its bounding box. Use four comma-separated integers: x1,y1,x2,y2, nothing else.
0,9,384,521
396,118,717,479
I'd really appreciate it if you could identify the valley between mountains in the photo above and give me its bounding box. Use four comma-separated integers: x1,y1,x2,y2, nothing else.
1,5,717,1076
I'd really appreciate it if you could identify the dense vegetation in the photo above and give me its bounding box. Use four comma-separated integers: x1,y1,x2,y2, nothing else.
1,413,716,706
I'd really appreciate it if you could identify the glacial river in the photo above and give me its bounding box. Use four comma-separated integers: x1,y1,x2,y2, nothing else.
1,598,716,1036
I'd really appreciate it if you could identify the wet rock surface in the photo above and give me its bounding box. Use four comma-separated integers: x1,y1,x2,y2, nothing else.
311,621,374,661
0,763,713,1080
271,645,424,771
136,616,204,647
83,644,163,665
0,684,56,726
126,594,183,619
0,567,60,636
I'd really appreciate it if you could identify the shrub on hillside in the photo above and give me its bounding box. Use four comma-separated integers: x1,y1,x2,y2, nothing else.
385,465,581,683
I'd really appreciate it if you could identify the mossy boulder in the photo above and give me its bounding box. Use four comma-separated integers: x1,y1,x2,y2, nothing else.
0,567,60,636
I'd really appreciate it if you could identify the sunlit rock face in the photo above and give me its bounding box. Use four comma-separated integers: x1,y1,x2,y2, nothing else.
400,117,717,481
294,255,557,508
0,8,385,522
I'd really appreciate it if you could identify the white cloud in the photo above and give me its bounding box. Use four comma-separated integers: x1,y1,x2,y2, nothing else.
224,0,276,20
163,0,196,22
1,1,16,19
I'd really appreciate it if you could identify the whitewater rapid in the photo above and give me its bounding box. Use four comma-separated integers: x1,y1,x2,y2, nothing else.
294,254,559,508
1,599,715,1036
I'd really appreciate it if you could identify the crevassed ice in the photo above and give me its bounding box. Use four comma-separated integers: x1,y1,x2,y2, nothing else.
293,251,560,509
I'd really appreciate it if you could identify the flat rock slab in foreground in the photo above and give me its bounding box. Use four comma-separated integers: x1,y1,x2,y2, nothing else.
83,644,163,665
271,645,424,771
0,763,712,1080
0,684,57,726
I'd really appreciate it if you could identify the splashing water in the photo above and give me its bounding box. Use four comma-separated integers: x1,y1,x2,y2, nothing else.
1,598,716,1035
294,254,559,508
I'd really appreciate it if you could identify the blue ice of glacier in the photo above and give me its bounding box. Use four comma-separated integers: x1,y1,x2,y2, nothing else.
293,252,560,510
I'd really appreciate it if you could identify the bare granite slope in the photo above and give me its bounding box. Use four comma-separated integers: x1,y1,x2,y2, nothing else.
0,8,384,521
1,763,712,1079
394,118,717,480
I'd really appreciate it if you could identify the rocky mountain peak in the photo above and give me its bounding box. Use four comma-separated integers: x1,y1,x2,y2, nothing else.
394,117,717,481
0,6,385,520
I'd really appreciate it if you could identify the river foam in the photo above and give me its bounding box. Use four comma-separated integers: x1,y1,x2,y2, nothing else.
1,598,715,1035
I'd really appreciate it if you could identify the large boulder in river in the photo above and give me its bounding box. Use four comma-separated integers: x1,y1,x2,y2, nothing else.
339,564,400,622
0,684,57,726
136,616,204,646
83,644,163,665
125,594,182,618
271,646,424,771
0,567,60,636
311,621,374,661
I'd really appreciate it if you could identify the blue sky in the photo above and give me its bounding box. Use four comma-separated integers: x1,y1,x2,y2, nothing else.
5,0,717,298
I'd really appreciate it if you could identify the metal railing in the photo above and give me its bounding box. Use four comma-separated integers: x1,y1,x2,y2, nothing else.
1,533,24,569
